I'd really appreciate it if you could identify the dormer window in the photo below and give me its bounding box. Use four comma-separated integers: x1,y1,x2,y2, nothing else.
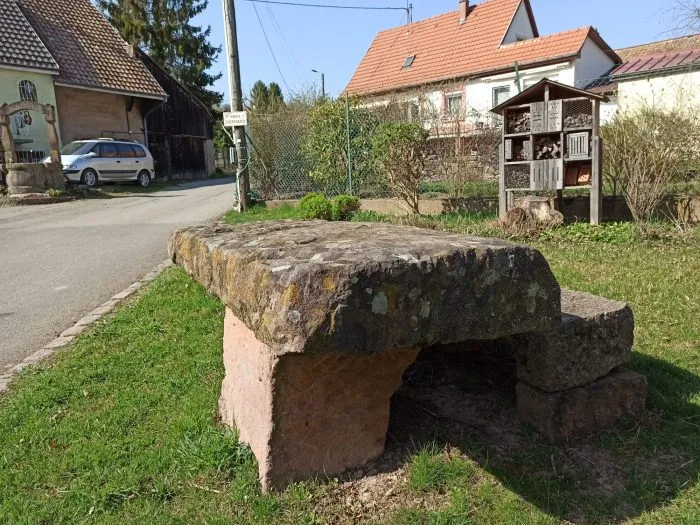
403,55,416,69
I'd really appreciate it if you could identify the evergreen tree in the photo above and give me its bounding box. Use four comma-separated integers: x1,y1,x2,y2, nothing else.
98,0,222,108
249,81,285,113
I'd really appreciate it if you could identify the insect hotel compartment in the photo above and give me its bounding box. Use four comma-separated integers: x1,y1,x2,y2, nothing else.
504,164,530,189
563,99,593,129
504,136,531,161
533,134,562,160
565,131,590,160
505,107,531,134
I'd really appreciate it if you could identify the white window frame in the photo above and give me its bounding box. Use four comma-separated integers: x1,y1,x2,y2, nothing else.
445,92,464,119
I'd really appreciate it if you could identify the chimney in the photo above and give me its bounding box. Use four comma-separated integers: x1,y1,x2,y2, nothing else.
459,0,469,24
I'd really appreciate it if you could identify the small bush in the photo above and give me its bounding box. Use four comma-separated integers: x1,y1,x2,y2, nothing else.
332,195,361,220
372,121,429,214
297,192,333,220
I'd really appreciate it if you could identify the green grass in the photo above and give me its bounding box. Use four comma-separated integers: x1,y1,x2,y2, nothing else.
224,204,299,224
0,208,699,523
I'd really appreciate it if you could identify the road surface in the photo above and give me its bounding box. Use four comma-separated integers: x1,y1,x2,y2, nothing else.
0,178,236,371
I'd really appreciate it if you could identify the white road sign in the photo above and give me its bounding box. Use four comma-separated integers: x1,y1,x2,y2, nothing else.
223,111,248,127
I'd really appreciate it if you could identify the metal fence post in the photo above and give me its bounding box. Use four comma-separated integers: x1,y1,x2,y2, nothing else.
345,91,353,195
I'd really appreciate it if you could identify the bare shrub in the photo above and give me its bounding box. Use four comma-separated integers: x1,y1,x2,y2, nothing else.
371,122,429,214
601,100,700,228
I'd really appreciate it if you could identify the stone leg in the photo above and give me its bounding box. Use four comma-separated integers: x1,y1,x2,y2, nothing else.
220,308,419,491
517,368,647,442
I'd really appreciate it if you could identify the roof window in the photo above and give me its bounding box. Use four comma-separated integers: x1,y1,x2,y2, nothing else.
403,55,416,69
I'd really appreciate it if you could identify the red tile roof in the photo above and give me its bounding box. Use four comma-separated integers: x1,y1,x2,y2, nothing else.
611,49,700,77
345,0,616,96
616,34,700,62
17,0,165,99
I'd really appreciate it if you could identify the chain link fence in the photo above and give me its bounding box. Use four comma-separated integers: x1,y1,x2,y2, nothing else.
239,64,700,202
244,96,502,201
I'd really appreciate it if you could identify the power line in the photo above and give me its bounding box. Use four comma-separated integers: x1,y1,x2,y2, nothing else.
264,2,307,85
251,0,295,95
242,0,407,12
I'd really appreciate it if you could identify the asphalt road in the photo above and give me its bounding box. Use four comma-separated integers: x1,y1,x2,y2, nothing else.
0,178,236,371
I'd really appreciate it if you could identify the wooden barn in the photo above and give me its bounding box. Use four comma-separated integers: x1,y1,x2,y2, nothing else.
137,50,216,180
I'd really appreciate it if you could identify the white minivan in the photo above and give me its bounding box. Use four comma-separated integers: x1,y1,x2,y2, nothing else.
57,139,155,187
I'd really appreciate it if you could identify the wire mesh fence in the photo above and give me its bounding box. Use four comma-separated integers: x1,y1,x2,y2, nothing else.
235,64,700,202
244,96,502,201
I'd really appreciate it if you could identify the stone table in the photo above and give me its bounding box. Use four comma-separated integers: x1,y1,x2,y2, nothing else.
170,220,561,490
169,220,646,490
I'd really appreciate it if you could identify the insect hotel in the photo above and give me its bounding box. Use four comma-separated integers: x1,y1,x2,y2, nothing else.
491,79,607,225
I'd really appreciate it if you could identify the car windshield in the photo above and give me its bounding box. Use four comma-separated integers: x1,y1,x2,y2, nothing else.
60,142,94,156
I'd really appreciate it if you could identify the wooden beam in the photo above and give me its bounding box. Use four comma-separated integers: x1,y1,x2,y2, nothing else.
590,99,602,225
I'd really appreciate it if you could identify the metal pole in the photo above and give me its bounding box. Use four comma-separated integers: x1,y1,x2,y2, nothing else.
321,73,325,99
222,0,249,211
345,91,352,195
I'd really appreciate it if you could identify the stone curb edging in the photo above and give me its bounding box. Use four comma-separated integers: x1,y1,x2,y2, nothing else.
0,259,173,395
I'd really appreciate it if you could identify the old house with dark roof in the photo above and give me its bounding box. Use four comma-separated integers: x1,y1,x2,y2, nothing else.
0,0,215,178
345,0,619,133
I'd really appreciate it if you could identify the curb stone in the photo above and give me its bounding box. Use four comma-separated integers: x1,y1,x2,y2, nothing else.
0,259,173,395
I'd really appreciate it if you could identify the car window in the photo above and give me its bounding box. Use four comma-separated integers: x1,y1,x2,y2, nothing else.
60,141,93,156
99,143,118,158
116,143,135,158
130,145,147,158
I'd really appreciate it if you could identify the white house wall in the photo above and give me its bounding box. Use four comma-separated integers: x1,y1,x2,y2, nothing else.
574,38,617,87
617,71,700,111
502,0,536,44
464,62,576,125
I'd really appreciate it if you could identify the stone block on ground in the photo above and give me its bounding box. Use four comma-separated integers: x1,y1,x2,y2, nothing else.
513,290,634,392
517,368,647,442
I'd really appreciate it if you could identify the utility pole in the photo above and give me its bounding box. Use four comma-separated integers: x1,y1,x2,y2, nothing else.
223,0,250,211
406,1,412,23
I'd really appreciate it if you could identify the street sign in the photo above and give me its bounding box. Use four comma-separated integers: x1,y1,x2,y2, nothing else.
223,111,247,127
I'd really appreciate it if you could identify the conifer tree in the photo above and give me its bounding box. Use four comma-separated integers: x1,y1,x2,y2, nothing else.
98,0,222,107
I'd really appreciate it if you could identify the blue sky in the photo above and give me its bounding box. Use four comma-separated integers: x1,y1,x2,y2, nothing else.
202,0,681,104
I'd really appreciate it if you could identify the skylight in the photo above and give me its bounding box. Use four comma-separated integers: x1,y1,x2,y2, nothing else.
403,55,416,69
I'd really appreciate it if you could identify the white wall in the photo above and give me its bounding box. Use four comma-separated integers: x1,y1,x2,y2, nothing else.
465,62,575,125
574,38,617,88
502,0,535,44
617,71,700,110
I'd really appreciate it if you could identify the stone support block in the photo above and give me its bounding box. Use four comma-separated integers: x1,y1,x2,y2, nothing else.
221,308,419,491
514,290,634,392
517,368,647,441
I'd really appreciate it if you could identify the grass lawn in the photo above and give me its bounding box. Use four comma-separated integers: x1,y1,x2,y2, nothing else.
1,209,698,524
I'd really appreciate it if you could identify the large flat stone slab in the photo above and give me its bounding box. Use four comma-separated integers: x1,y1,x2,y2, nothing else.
169,220,561,356
513,290,634,392
517,368,647,441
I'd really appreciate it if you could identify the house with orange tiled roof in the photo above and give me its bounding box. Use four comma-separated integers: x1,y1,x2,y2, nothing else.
345,0,620,133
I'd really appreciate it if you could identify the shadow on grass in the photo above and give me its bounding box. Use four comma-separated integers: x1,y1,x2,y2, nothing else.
371,345,700,523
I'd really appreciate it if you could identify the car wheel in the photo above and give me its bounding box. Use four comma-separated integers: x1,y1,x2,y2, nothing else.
137,170,151,187
81,169,98,188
